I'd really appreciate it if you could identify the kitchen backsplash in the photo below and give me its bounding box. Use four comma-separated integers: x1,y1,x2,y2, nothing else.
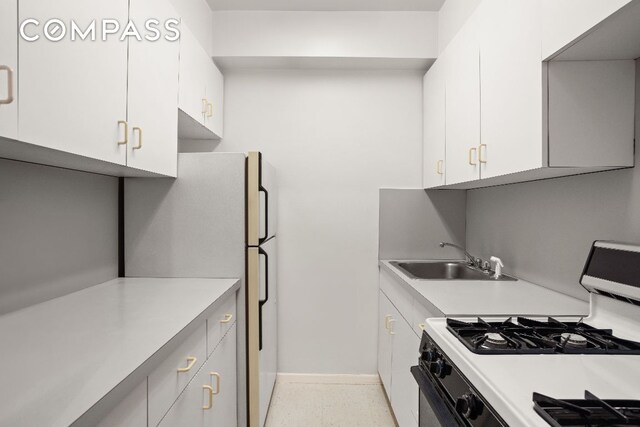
465,59,640,301
0,159,118,315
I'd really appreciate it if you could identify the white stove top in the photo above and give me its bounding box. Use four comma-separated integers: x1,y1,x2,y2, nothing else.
425,296,640,426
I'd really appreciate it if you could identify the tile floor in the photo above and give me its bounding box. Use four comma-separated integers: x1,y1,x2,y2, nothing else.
265,381,397,427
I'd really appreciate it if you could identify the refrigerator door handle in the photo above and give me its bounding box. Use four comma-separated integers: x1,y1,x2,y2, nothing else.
258,247,269,350
259,185,269,244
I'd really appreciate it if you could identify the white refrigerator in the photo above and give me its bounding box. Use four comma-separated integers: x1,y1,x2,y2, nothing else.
124,151,278,427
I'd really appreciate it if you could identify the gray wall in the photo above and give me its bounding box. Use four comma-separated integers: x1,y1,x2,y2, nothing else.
465,60,640,301
0,159,119,315
379,188,466,260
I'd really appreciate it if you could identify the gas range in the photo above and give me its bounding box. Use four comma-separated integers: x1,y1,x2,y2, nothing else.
412,241,640,427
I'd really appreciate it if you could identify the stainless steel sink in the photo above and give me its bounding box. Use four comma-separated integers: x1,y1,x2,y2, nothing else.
390,261,516,281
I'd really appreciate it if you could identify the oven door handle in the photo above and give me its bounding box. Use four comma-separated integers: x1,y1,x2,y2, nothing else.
411,366,460,427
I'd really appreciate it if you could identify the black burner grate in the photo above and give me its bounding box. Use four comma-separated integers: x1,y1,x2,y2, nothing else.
533,390,640,426
446,317,640,355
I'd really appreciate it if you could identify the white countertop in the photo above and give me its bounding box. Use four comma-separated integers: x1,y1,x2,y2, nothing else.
380,260,589,316
426,317,640,426
0,277,239,427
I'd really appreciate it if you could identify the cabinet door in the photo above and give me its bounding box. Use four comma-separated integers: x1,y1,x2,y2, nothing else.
127,0,180,177
204,60,224,138
422,58,446,188
444,15,481,185
159,323,237,427
178,25,207,128
390,315,419,427
377,291,394,395
541,0,632,59
479,0,544,179
18,0,128,164
0,0,17,140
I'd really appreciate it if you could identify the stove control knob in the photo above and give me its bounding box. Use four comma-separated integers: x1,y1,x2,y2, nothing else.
423,348,438,362
455,393,483,420
433,358,450,379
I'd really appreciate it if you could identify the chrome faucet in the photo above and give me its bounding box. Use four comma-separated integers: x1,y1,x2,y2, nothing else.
439,242,476,266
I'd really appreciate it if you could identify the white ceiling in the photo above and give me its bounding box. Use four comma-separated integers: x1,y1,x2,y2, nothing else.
207,0,445,12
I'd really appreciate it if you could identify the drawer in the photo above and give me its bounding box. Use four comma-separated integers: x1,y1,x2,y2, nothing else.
148,322,207,427
207,293,236,356
379,268,413,325
411,299,440,337
159,323,237,427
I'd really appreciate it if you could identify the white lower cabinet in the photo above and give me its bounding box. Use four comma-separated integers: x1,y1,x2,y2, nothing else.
378,286,420,427
390,310,420,427
159,322,237,427
377,291,394,393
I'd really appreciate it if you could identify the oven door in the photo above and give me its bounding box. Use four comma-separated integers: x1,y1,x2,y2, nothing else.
411,366,460,427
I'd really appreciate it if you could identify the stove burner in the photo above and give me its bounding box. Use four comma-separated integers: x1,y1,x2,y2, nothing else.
482,332,509,349
559,332,588,348
446,317,640,355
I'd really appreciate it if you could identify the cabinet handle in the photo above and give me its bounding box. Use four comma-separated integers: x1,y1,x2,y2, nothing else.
384,315,392,330
202,385,214,410
220,313,233,324
436,160,444,176
0,65,14,105
388,318,396,335
419,323,426,331
479,144,487,164
202,98,208,114
117,120,128,145
177,356,197,373
207,102,213,118
132,127,142,149
468,147,477,166
210,372,221,395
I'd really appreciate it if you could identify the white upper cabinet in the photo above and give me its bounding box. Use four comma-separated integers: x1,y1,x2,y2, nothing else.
178,26,224,140
425,0,636,189
422,58,446,188
18,0,129,166
478,0,544,180
0,0,18,141
541,0,632,60
444,14,480,186
127,0,180,177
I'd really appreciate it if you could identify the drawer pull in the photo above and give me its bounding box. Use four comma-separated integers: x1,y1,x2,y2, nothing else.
211,372,221,395
177,356,197,373
468,147,477,166
388,318,396,335
207,102,213,118
0,65,13,105
419,323,426,331
202,98,208,114
202,385,214,410
132,127,142,150
117,120,128,145
479,144,487,164
384,315,392,330
220,313,233,324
